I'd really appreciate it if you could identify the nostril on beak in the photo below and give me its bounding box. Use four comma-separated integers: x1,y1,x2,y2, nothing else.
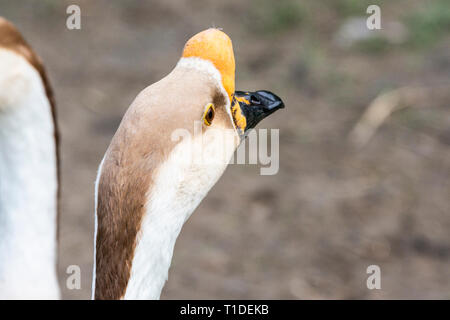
250,95,261,105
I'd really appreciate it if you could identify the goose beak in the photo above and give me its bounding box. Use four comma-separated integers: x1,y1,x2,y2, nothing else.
231,90,285,136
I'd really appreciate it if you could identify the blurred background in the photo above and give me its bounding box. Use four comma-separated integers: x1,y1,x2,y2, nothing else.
1,0,449,299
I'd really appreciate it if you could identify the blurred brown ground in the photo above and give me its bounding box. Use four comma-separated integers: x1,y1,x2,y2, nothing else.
1,0,449,299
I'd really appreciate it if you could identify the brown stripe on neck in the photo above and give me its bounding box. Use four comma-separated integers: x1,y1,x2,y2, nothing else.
0,17,60,240
95,146,156,300
93,90,168,299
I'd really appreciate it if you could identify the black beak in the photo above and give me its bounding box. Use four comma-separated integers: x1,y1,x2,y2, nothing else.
233,90,284,133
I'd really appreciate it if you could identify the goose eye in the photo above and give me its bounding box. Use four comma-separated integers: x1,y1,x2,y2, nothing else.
203,103,215,126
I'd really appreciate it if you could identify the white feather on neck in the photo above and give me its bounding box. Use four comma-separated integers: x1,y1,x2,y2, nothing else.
123,129,238,299
0,49,59,299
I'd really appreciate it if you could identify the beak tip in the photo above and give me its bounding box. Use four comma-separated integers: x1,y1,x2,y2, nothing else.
257,90,285,112
271,100,285,110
